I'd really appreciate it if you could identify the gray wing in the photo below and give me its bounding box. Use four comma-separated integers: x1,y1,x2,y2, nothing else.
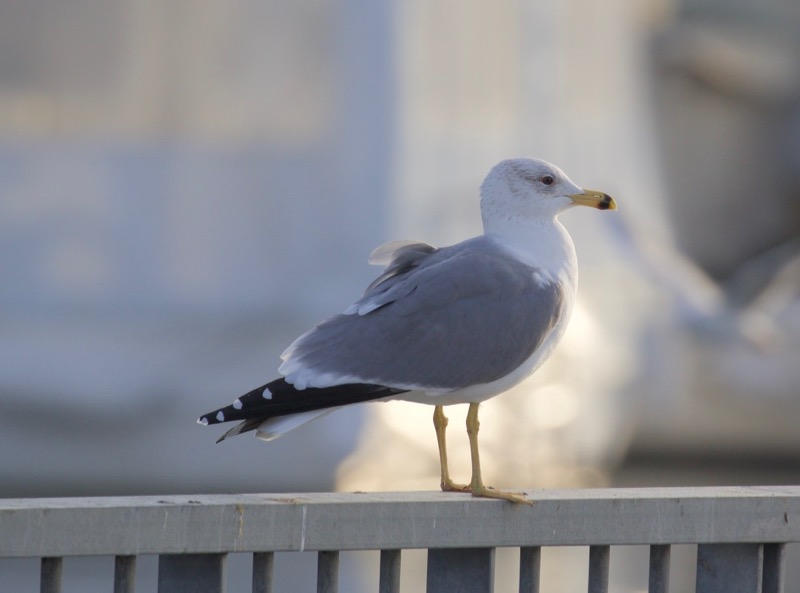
364,241,437,294
279,236,565,391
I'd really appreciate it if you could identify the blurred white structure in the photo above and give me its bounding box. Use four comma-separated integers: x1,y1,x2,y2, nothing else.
0,0,399,498
635,0,800,462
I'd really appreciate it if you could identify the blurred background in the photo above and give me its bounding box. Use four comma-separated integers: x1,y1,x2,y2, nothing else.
1,0,799,591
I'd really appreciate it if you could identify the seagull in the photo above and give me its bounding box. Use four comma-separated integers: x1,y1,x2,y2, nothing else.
198,158,616,504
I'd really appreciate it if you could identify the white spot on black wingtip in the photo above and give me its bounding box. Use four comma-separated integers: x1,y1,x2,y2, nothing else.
197,417,209,426
262,387,273,400
216,411,225,422
233,398,243,410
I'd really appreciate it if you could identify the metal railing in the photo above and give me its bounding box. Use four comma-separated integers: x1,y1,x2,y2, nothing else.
2,486,798,593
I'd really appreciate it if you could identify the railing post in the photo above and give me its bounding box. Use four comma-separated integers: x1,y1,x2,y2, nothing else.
252,552,274,593
379,549,401,593
40,557,63,593
426,548,495,593
114,555,137,593
588,545,610,593
317,550,339,593
158,553,227,593
762,544,785,593
519,547,541,593
648,544,670,593
696,544,763,593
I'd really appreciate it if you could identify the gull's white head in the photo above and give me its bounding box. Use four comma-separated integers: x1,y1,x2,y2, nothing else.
479,158,615,232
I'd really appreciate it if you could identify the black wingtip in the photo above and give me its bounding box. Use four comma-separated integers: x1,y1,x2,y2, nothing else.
199,380,409,442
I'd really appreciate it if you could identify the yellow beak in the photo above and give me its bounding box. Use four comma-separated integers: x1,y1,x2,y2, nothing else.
568,189,617,211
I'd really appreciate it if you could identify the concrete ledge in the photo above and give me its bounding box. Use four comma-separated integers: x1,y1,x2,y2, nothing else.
2,486,799,557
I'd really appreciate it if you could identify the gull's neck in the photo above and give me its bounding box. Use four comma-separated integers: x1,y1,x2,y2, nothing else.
483,215,578,288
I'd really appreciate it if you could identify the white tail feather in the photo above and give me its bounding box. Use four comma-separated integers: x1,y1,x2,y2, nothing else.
254,408,339,441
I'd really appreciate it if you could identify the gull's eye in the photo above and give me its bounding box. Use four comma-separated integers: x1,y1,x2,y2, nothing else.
540,174,555,186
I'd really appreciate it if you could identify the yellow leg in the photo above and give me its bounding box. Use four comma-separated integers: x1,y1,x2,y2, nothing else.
466,403,533,505
433,405,470,492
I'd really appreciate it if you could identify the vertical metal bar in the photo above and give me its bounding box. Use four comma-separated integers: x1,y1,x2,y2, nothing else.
588,545,610,593
252,552,274,593
426,548,495,593
762,544,785,593
114,555,137,593
379,549,401,593
158,553,227,593
518,547,541,593
648,545,670,593
696,544,763,593
40,557,63,593
317,551,339,593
